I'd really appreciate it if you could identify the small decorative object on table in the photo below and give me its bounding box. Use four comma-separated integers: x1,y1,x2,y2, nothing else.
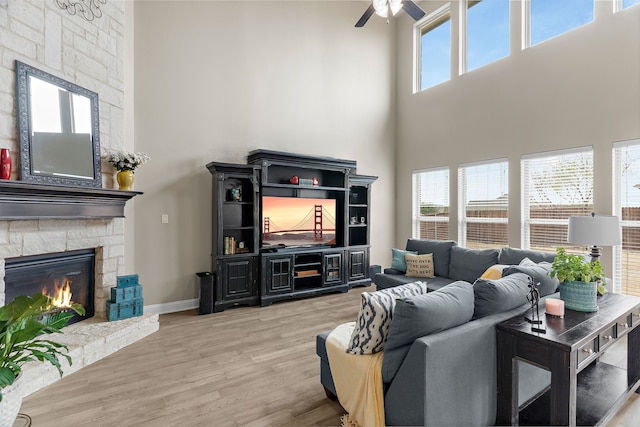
525,277,546,333
545,298,564,318
0,148,11,180
230,187,242,201
289,175,299,184
104,149,150,191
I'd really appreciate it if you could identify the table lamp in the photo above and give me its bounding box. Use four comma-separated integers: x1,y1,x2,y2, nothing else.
567,213,621,261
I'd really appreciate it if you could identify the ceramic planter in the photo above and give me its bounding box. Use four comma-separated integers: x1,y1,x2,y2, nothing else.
559,280,598,312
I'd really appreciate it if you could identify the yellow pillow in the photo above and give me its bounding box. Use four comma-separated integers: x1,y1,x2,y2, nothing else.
480,264,508,280
405,253,435,278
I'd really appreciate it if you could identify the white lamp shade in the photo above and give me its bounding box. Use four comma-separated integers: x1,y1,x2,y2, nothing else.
567,215,621,246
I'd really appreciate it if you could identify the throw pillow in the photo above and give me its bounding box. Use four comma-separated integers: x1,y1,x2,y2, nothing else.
448,246,500,283
480,264,508,280
390,248,417,273
473,272,531,318
405,239,457,277
385,281,474,352
346,281,429,355
405,253,435,278
502,259,560,297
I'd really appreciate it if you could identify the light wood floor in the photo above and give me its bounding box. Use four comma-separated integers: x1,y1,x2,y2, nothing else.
19,285,640,426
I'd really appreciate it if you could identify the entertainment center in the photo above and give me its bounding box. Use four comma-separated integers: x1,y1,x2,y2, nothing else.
206,150,376,312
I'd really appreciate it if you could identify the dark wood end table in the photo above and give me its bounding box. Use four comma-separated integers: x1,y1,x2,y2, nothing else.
496,292,640,426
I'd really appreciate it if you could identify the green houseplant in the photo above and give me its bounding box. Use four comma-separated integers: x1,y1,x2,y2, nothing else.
550,247,604,312
0,293,84,425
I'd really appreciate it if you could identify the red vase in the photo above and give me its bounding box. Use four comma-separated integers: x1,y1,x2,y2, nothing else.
0,149,11,180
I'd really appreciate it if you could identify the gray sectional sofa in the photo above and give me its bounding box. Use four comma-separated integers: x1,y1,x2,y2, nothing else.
316,239,559,426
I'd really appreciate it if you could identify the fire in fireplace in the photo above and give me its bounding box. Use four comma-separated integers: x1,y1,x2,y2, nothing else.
4,249,95,324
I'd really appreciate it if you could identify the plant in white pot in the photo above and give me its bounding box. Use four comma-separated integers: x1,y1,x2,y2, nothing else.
549,247,604,312
0,293,84,427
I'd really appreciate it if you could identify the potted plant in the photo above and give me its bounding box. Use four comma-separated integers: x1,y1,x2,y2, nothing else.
549,247,604,312
104,149,150,191
0,293,84,426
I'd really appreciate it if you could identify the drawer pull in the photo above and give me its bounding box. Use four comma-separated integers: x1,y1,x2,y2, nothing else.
582,348,594,355
620,323,629,329
603,335,613,340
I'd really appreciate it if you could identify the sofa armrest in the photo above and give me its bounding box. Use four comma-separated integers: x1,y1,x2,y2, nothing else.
383,268,405,275
383,302,533,427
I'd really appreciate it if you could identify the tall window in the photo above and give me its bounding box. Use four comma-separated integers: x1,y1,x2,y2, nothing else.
621,0,640,10
527,0,594,47
413,168,450,240
522,148,593,252
465,0,510,72
418,5,451,91
613,141,640,297
458,160,508,248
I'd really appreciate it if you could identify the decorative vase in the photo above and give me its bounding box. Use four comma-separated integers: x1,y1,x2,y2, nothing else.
117,170,134,191
559,280,598,312
0,373,23,427
0,148,11,180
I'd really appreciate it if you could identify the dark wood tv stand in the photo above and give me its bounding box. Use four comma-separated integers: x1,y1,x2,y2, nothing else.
206,150,376,312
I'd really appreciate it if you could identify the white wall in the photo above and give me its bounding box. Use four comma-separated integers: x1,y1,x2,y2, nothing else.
133,1,397,308
394,1,640,276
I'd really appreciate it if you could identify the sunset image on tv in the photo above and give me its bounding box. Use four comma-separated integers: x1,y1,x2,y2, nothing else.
262,196,336,247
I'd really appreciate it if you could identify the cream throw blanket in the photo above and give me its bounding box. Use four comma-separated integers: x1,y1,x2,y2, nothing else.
326,322,385,427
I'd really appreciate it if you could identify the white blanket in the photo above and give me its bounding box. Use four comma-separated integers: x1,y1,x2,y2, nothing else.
325,322,385,427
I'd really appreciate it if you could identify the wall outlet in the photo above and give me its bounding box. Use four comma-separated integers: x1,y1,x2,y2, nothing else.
161,214,169,224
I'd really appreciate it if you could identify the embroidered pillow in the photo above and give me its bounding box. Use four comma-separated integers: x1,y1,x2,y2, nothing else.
346,281,429,355
405,253,435,278
390,248,417,272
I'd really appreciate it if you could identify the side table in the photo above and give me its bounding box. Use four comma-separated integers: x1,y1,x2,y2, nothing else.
496,292,640,426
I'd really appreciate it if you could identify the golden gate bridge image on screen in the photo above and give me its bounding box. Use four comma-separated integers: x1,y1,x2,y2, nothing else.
262,199,336,246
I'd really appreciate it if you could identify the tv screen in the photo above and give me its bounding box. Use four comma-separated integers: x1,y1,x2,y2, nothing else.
262,196,337,247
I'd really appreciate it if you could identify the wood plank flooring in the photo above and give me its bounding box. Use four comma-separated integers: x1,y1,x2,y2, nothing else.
19,285,640,426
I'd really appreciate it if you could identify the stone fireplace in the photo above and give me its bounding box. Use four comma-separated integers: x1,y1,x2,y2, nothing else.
0,187,159,397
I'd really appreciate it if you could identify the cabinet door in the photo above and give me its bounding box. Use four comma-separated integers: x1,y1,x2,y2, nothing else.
348,249,368,281
323,253,343,285
264,257,293,294
220,258,255,300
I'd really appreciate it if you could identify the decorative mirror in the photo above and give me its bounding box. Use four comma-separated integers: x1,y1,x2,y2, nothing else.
16,60,101,188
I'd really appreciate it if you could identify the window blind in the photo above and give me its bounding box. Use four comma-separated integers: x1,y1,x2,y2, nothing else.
458,159,508,249
522,147,593,253
413,168,449,240
613,140,640,296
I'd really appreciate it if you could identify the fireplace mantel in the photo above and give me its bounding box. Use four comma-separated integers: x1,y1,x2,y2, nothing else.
0,180,141,219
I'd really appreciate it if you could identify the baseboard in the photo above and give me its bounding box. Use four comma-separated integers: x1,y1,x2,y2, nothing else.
144,298,199,315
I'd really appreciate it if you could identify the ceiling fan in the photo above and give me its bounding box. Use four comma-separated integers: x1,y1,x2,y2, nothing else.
355,0,426,28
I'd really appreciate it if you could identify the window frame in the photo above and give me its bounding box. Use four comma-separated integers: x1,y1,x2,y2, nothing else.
521,146,594,252
523,0,595,49
460,0,511,74
414,4,451,93
457,158,509,248
412,167,450,240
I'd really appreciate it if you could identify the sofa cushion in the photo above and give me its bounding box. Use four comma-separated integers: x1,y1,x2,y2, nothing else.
385,281,474,352
502,258,560,297
390,248,417,272
498,247,556,265
405,253,435,278
449,246,500,283
346,281,429,355
473,272,531,318
405,239,457,277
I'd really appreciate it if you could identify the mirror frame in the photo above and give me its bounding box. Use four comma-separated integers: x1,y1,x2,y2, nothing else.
16,60,102,188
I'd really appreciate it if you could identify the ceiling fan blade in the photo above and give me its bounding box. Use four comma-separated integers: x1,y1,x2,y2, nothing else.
355,4,376,27
402,0,426,21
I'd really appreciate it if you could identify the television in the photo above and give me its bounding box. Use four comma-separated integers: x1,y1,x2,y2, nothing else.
261,196,337,247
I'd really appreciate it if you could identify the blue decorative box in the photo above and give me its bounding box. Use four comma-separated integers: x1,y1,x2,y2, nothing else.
116,274,139,288
107,298,144,321
110,285,143,303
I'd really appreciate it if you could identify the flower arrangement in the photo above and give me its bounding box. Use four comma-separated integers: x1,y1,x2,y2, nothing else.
104,150,150,172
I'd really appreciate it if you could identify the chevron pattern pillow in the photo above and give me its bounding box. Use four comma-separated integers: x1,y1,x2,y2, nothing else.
346,281,429,355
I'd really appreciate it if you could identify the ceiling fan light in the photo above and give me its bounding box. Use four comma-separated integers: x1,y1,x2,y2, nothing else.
390,0,403,15
373,0,389,18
